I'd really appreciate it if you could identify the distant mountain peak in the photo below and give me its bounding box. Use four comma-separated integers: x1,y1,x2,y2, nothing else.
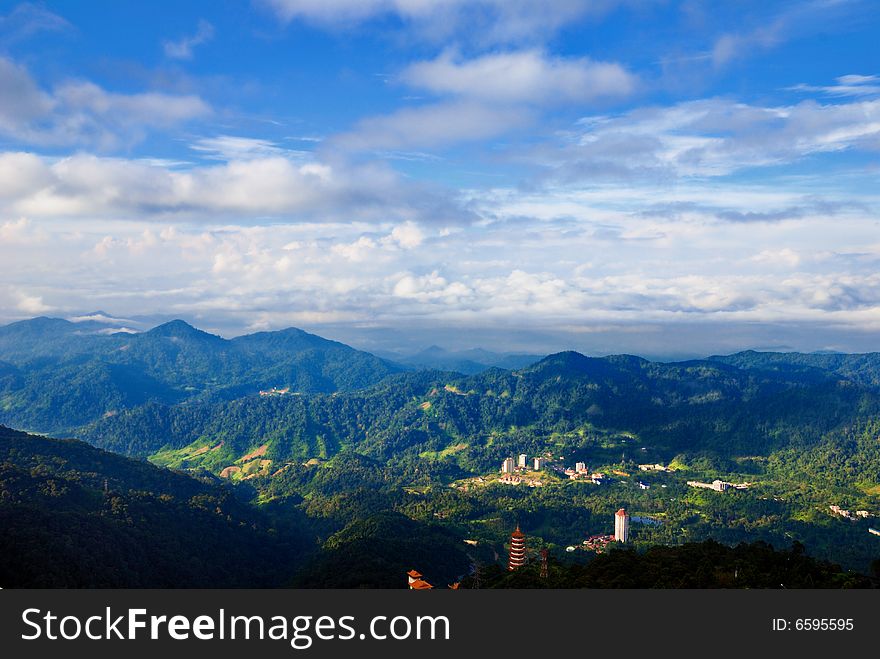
414,345,449,357
232,326,344,351
0,316,74,335
146,320,222,340
539,350,588,363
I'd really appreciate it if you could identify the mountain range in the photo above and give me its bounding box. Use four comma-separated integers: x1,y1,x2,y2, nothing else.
1,315,879,586
0,316,403,433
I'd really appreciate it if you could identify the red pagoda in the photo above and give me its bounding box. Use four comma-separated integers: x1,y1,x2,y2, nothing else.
508,524,526,570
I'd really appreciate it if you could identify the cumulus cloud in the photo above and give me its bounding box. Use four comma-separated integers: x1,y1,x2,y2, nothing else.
163,19,214,60
0,217,46,244
400,50,637,105
2,179,880,353
0,151,473,225
0,56,210,149
388,221,424,248
337,49,635,151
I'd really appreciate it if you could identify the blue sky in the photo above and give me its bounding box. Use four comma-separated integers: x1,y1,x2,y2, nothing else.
1,0,880,357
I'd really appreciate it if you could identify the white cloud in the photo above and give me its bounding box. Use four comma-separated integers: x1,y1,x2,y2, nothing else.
15,291,51,314
0,151,471,225
387,221,424,248
190,135,304,161
335,100,530,150
0,57,53,131
788,74,880,98
0,2,71,44
163,19,214,60
331,236,380,262
67,312,138,325
334,48,635,151
2,182,880,352
0,217,46,244
392,270,473,303
0,56,210,149
400,50,637,105
261,0,646,45
534,96,880,182
750,248,802,268
708,0,856,68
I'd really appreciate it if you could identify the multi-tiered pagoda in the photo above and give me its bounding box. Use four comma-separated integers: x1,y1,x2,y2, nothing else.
508,525,526,570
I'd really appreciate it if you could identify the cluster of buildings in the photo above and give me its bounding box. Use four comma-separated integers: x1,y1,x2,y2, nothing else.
561,462,607,483
829,505,871,520
550,460,610,484
570,534,615,553
498,473,544,487
687,479,751,492
499,454,650,486
638,463,673,472
499,455,663,487
501,454,547,473
258,386,293,397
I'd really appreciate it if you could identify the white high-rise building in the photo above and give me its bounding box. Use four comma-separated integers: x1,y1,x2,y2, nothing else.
575,461,587,473
518,454,528,468
502,457,515,474
614,508,630,543
533,457,546,470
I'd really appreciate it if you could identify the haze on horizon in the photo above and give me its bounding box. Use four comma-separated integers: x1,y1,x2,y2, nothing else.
1,1,880,358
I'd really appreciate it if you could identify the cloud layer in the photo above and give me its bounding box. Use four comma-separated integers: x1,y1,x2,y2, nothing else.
1,1,879,356
0,57,209,150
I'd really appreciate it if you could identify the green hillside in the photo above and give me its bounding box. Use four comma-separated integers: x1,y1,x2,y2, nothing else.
0,426,311,587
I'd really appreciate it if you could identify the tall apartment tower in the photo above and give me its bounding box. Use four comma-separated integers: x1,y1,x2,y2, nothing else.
502,457,515,473
614,508,630,543
518,454,528,468
508,525,527,570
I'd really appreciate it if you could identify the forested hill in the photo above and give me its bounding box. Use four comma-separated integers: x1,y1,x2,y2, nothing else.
0,316,402,434
81,347,880,468
0,426,312,587
710,350,880,388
